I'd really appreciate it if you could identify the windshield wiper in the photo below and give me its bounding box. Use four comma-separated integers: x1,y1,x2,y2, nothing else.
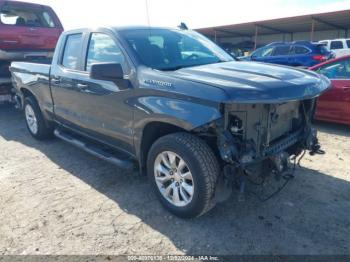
159,60,225,71
160,65,186,71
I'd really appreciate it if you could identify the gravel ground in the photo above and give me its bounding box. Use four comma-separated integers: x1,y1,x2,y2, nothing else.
0,105,349,255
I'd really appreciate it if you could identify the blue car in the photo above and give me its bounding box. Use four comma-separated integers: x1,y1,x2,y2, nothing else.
244,41,334,67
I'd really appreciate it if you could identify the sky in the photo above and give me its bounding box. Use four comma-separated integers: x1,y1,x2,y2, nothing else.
25,0,350,30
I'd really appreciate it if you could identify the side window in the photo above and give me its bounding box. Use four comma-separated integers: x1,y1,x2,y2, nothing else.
272,45,291,56
86,33,125,72
251,47,264,57
318,60,350,79
253,47,274,57
330,41,343,50
261,47,274,57
346,40,350,48
42,11,55,28
62,34,83,70
291,45,310,55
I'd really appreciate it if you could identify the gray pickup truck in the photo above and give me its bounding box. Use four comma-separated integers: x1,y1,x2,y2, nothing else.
10,26,330,218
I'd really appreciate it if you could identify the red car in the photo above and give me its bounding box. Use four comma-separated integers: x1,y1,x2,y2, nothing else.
310,55,350,125
0,0,63,61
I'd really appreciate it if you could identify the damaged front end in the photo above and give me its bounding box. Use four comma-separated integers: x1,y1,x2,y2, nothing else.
210,99,324,202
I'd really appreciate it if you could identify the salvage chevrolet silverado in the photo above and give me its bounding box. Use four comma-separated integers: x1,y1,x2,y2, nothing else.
10,27,330,218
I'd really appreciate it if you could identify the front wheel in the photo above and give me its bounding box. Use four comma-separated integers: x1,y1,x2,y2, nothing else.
147,132,220,218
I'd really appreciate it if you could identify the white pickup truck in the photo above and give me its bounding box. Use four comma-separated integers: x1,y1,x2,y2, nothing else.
319,39,350,58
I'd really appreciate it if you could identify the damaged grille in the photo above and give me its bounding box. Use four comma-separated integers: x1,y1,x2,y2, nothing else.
226,100,307,157
265,102,300,145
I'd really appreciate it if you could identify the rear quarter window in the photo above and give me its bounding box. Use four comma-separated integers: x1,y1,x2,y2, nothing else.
0,4,56,28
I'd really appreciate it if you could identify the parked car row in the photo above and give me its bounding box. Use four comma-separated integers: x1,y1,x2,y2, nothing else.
240,41,334,67
238,38,350,66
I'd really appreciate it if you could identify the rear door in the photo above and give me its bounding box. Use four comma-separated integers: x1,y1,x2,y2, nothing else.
316,59,350,123
289,45,311,66
0,1,63,52
50,32,87,126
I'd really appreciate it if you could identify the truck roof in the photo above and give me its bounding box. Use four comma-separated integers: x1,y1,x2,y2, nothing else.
319,39,350,42
63,26,180,35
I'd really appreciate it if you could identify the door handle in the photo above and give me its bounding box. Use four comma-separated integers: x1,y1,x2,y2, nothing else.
76,83,88,89
51,78,61,85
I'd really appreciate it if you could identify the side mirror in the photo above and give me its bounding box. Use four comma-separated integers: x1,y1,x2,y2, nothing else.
90,63,124,82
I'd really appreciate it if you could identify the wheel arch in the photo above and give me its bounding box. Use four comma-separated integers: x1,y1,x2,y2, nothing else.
138,121,188,173
19,87,36,108
20,87,54,128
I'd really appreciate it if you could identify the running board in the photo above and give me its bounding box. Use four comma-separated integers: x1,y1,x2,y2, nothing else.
54,128,134,171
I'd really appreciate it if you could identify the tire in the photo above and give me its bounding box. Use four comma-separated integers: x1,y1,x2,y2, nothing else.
147,132,220,218
24,96,53,139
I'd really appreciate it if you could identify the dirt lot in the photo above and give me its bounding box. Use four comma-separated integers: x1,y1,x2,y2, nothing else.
0,105,349,255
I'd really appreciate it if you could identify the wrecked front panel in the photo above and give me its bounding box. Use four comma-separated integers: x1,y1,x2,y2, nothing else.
217,99,318,168
211,99,322,202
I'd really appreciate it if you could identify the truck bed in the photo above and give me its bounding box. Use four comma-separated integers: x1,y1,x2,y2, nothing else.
11,62,51,76
10,61,52,111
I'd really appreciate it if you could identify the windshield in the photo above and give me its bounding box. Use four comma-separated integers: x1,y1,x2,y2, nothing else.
119,29,233,71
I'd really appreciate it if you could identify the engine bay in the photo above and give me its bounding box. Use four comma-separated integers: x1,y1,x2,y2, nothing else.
210,99,324,202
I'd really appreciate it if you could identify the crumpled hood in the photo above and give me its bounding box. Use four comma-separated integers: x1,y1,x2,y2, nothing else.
169,61,331,103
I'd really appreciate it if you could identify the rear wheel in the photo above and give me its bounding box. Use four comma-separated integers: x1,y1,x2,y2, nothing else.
24,96,52,139
147,132,220,218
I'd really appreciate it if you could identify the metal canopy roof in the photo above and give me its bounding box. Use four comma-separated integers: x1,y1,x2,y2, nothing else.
196,9,350,38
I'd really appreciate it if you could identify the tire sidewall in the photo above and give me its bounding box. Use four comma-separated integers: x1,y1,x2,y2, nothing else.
147,136,210,218
24,97,47,139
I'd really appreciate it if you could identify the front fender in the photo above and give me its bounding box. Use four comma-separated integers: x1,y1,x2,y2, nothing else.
133,95,222,130
131,95,222,162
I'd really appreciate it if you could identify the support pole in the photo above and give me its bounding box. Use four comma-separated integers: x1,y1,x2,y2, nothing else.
310,19,315,41
214,30,217,43
254,25,258,50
